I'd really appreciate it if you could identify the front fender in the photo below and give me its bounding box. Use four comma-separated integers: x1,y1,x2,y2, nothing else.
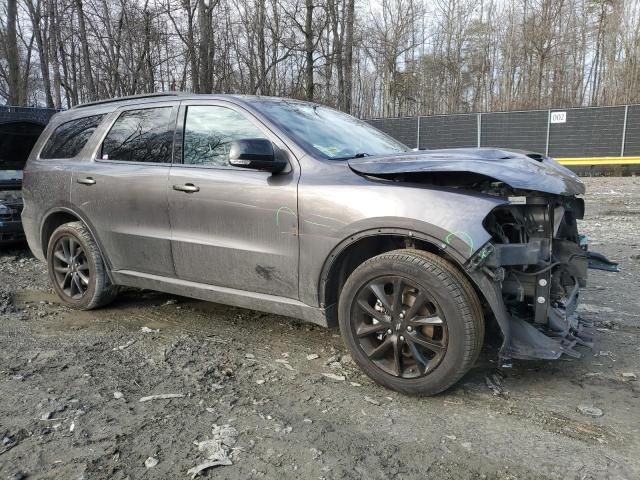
297,179,507,306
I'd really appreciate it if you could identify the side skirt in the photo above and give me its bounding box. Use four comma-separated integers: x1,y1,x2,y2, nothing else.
111,270,329,327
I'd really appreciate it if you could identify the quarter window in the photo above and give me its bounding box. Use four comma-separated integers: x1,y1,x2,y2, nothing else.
183,106,266,167
101,107,174,163
40,114,105,159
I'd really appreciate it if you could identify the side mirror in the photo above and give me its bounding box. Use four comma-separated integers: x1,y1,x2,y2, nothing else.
228,139,287,173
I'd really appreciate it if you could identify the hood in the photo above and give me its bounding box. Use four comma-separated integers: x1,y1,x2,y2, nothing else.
348,148,585,196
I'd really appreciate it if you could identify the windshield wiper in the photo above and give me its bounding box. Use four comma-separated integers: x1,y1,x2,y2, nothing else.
334,152,371,160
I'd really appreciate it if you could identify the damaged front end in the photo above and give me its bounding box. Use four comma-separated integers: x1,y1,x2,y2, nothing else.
470,189,617,362
348,148,618,363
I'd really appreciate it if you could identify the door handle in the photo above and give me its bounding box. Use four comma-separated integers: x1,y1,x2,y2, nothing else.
77,177,96,185
173,183,200,193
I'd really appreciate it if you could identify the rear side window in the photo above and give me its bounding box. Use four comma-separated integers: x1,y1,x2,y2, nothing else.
101,107,174,163
40,114,105,159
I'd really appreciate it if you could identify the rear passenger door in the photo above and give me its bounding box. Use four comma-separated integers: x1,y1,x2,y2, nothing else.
72,103,178,276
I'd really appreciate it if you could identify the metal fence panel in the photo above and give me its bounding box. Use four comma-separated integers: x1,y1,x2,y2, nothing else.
548,106,626,158
418,114,477,149
366,105,639,165
0,106,59,126
624,105,640,156
481,110,548,153
367,117,419,149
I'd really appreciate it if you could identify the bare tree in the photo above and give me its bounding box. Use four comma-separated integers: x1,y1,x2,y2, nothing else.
2,0,22,104
1,0,639,117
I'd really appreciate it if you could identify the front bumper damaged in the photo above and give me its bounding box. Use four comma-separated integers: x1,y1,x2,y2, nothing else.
470,256,602,364
507,281,593,360
468,198,618,365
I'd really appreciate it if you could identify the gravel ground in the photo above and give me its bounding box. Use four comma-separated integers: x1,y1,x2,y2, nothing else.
1,177,639,480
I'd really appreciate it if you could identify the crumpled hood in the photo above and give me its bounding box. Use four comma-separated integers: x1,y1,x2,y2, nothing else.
348,148,585,196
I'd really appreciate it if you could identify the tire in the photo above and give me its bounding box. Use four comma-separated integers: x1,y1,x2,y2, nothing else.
405,248,485,367
46,221,117,310
338,249,483,395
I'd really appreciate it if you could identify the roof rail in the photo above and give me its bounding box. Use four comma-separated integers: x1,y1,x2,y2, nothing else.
71,92,185,109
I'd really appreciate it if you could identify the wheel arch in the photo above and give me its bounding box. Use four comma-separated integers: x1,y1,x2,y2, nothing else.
319,228,479,328
40,207,114,275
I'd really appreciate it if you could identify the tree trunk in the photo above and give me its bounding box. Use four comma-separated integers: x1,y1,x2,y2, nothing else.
197,0,213,93
257,0,267,94
21,31,35,105
74,0,96,100
6,0,21,105
27,0,54,107
343,0,354,113
329,0,344,110
49,0,63,108
304,0,314,101
183,0,198,92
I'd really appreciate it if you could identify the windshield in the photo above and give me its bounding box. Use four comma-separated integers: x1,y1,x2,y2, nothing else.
254,100,408,160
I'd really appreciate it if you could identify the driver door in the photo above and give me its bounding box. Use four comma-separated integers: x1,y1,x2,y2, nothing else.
168,101,300,298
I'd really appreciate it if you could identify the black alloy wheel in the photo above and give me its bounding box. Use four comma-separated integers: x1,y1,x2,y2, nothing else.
51,234,90,299
351,275,448,379
47,221,118,310
339,249,484,395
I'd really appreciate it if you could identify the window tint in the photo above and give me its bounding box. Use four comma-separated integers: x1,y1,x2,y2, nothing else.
40,114,105,159
183,106,266,167
101,107,174,163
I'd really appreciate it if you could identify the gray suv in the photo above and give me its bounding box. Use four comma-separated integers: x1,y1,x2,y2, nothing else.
23,93,603,395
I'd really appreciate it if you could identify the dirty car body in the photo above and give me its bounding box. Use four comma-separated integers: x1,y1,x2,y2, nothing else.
22,93,610,394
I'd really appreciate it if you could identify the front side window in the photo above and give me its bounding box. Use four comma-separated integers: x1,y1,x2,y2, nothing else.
101,107,174,163
183,106,266,167
40,114,105,159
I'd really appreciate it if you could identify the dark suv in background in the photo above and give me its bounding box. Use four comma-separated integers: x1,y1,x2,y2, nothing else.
1,115,48,243
23,93,603,395
0,169,24,243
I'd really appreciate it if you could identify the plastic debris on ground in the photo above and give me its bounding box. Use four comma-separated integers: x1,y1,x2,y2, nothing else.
138,393,185,402
187,424,237,478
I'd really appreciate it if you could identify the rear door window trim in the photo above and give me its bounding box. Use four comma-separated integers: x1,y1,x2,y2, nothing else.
38,114,107,160
91,102,179,167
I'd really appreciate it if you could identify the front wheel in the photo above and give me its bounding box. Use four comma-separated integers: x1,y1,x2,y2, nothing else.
338,249,483,395
47,221,118,310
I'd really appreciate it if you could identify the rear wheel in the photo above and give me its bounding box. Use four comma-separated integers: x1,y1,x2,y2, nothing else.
47,222,117,310
338,249,483,395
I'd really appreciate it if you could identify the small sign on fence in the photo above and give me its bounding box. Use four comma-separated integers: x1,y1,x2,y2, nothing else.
550,111,567,124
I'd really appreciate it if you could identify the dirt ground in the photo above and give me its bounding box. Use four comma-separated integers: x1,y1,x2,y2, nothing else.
1,177,639,480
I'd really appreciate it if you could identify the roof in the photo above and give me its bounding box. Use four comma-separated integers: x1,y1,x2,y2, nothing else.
71,92,186,109
70,92,311,110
